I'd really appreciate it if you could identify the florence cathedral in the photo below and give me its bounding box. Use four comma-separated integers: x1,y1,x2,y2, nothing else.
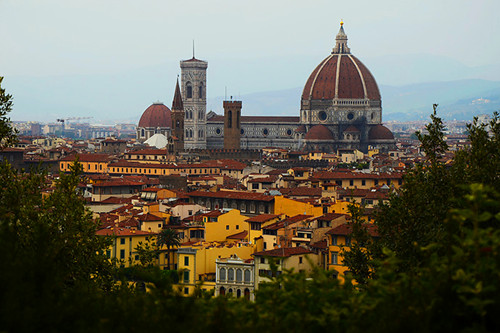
136,22,396,153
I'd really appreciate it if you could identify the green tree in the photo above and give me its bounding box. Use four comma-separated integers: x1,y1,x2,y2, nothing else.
135,235,160,267
0,76,18,147
157,228,181,270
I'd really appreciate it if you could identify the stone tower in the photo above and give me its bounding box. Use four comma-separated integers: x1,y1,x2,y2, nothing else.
223,100,242,150
171,77,184,153
180,56,208,149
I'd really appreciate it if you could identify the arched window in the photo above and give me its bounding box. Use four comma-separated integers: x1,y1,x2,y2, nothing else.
200,130,204,138
228,110,232,128
236,289,241,298
236,269,242,282
186,82,192,99
228,268,234,281
199,85,203,98
220,287,226,296
176,120,180,128
141,128,145,137
219,268,226,281
186,129,189,138
244,270,251,282
190,129,193,138
244,288,250,300
237,111,240,129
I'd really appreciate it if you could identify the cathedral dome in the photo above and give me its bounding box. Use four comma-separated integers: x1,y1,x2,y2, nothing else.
305,124,334,141
368,124,394,140
138,103,172,128
301,24,380,101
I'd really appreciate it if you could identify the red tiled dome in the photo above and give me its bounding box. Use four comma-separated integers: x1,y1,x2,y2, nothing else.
368,125,394,140
301,54,380,101
305,125,334,141
344,125,360,133
138,103,172,128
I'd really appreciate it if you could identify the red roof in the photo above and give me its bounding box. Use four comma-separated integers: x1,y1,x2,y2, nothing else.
326,223,379,237
138,213,163,222
209,115,300,123
279,187,322,197
301,54,380,101
96,228,155,236
305,125,334,141
188,190,274,202
369,124,395,140
252,247,312,258
245,214,280,223
263,214,313,231
92,180,144,187
227,230,248,240
60,153,111,162
138,103,172,128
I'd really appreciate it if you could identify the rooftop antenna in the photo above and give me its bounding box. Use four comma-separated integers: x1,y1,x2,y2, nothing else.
192,40,195,59
225,86,227,101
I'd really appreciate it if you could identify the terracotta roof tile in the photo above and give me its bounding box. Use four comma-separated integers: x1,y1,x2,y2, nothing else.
252,246,312,258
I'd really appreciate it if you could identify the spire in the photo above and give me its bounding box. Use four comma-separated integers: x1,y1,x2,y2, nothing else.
332,20,350,54
172,76,184,111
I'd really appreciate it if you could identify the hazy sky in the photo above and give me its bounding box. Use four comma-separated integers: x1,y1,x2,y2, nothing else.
1,0,499,121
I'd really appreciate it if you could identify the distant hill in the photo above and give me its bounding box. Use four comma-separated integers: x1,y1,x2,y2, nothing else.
208,79,500,122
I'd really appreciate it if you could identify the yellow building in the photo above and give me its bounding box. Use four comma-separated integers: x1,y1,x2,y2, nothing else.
203,209,249,243
274,196,324,217
176,243,255,296
245,214,281,247
325,223,378,280
252,247,320,288
60,153,111,174
96,228,157,267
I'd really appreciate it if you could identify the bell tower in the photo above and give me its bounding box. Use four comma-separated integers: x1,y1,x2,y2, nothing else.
171,77,184,153
180,52,208,149
223,100,241,150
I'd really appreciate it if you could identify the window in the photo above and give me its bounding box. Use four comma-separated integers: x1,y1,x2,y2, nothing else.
120,238,125,245
199,85,203,98
184,256,189,266
183,270,189,283
120,249,125,259
260,257,265,264
106,250,111,258
362,180,366,186
236,289,241,298
236,225,239,230
186,83,192,98
332,235,338,246
228,268,234,281
331,251,338,265
184,287,189,295
244,270,251,282
349,180,354,186
236,269,242,282
299,257,303,264
252,183,259,190
226,225,229,230
345,237,351,246
219,268,226,281
236,111,240,128
228,110,232,128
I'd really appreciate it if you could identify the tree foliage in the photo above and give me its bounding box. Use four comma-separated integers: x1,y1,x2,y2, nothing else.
0,76,18,148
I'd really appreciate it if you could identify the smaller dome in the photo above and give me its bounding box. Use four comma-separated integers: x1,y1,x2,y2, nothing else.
369,125,394,140
305,125,334,141
138,103,172,128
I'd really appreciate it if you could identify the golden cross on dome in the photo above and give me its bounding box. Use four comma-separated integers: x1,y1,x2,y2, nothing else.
340,19,344,26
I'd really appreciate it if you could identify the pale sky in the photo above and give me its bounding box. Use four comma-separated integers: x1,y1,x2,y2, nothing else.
1,0,499,121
